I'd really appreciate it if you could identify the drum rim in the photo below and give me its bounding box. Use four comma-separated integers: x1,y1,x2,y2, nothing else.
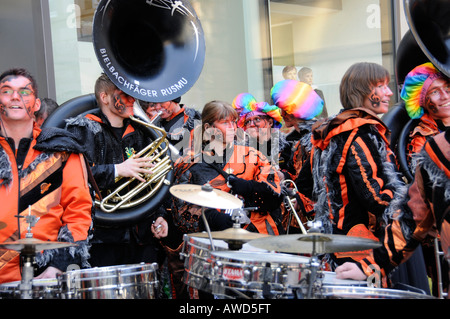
319,285,436,299
211,251,310,264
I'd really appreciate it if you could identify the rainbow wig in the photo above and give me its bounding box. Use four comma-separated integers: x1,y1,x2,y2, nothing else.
234,93,283,128
232,93,257,114
401,62,445,119
270,80,324,120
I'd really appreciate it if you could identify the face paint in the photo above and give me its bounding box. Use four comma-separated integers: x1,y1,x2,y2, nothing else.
113,93,127,114
369,93,381,108
112,90,135,116
425,97,439,114
363,82,392,115
0,77,37,120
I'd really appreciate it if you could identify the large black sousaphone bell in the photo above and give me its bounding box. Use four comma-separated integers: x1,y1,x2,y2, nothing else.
383,0,450,182
44,0,205,227
93,0,205,102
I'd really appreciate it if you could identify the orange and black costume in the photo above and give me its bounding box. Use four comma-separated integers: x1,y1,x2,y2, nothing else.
0,125,93,283
170,143,284,237
406,113,448,171
309,108,405,282
161,142,283,299
283,120,316,232
66,110,167,267
158,106,201,156
368,129,450,282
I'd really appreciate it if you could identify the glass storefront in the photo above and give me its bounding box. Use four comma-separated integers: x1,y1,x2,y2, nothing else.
270,0,396,117
47,0,396,117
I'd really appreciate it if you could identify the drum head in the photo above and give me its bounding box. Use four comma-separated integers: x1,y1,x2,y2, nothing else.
211,251,309,265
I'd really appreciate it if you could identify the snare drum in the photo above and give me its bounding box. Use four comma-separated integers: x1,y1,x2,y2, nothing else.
320,271,367,287
58,263,159,299
0,278,60,299
318,285,436,299
181,235,266,292
209,251,310,299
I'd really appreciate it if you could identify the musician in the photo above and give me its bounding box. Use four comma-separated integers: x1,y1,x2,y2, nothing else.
0,68,93,283
401,62,450,172
150,96,201,158
65,73,168,268
163,100,283,298
172,100,284,236
34,97,59,127
310,62,405,287
233,93,289,175
139,99,159,120
271,80,324,181
336,128,450,296
270,80,324,232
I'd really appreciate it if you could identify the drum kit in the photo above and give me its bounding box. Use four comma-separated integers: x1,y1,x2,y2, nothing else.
0,184,436,299
173,184,436,300
0,214,159,300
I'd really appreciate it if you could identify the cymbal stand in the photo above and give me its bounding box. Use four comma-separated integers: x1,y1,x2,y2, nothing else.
200,206,216,251
293,221,325,299
199,184,217,251
198,184,250,252
19,211,39,299
305,234,321,299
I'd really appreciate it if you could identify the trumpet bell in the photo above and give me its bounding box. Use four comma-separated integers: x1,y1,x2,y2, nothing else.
93,0,206,102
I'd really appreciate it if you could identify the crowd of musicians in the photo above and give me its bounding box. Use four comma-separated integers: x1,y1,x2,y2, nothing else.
0,59,448,299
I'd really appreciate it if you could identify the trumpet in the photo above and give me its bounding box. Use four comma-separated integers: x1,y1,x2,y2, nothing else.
282,179,308,234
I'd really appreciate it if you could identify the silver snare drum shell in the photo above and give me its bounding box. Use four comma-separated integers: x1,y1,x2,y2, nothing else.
320,271,367,287
58,263,159,299
181,235,267,293
0,278,60,299
181,235,233,292
210,251,310,299
318,285,436,299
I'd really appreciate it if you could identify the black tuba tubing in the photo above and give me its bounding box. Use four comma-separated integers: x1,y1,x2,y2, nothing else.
397,118,420,183
43,94,97,129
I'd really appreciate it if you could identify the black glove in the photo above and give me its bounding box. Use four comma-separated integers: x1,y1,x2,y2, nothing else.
202,208,234,231
227,175,254,195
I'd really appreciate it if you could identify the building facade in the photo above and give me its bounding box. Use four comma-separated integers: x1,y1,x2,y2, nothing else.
0,0,409,117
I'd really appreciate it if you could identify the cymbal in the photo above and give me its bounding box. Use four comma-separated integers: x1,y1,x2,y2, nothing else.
170,184,243,210
190,227,270,242
249,233,382,254
0,238,77,253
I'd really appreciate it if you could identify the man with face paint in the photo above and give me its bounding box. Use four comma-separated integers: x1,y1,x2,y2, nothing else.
308,62,406,287
400,62,450,172
0,68,93,284
150,96,201,159
65,73,168,271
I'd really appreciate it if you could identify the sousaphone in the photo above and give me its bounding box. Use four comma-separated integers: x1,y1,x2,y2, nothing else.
44,0,206,226
397,0,450,84
93,0,205,102
383,0,450,182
